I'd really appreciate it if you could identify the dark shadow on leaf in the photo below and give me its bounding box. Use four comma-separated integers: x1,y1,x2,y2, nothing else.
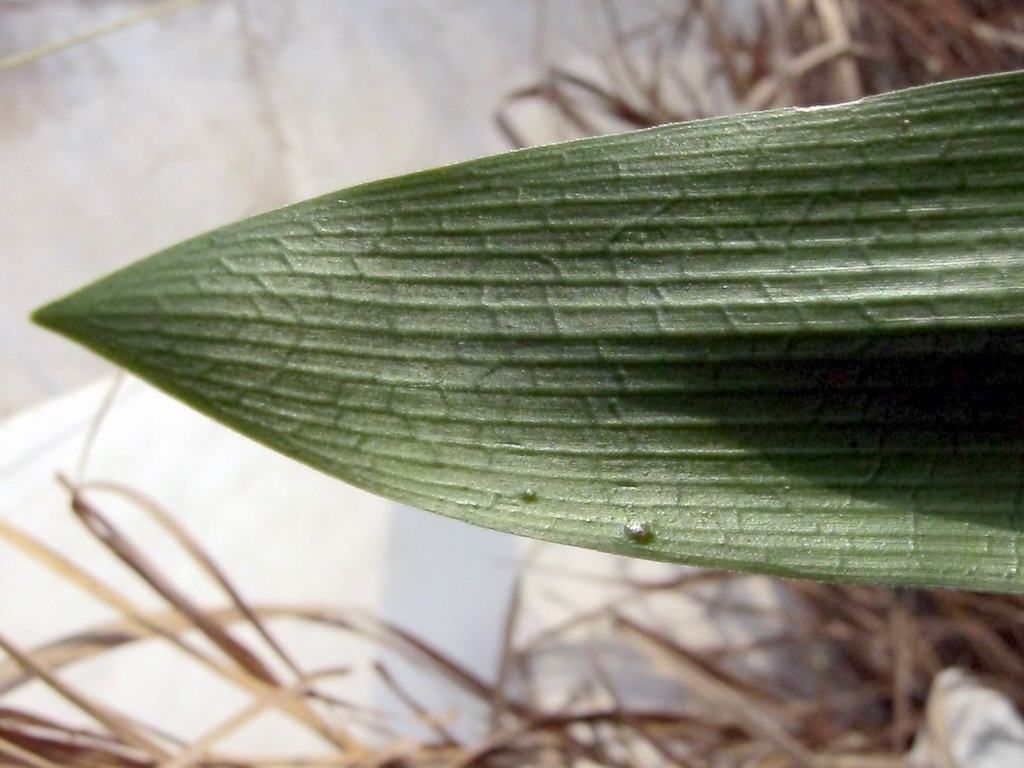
615,328,1024,531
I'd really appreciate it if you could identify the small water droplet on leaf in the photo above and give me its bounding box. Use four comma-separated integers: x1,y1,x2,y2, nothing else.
623,520,654,544
521,489,538,504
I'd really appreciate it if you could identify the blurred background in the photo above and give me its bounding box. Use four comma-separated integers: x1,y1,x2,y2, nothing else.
2,2,1024,766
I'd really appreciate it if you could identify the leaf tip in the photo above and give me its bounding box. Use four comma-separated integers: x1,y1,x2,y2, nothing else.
31,287,103,351
32,295,72,335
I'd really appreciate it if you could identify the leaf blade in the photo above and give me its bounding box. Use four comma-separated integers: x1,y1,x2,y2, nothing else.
35,71,1024,591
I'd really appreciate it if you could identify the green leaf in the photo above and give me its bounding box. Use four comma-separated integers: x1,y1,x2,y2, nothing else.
34,71,1024,592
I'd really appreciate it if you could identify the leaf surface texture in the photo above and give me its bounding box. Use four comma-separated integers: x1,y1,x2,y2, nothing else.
36,72,1024,591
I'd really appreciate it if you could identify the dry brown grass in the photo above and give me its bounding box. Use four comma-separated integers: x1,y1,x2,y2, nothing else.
2,478,1024,766
498,0,1024,145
